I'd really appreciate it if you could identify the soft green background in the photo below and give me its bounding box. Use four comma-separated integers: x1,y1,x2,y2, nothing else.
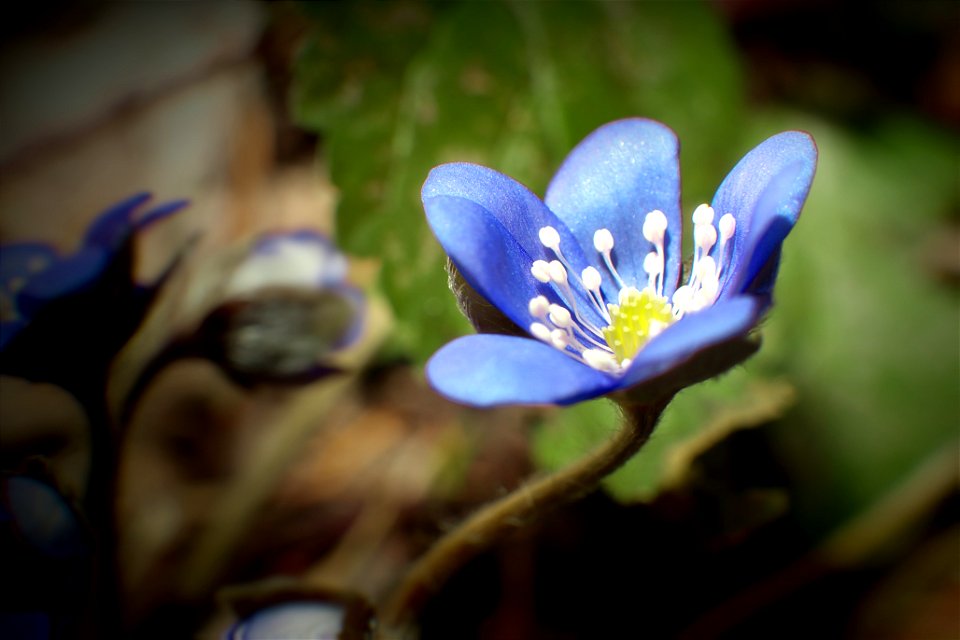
293,0,958,537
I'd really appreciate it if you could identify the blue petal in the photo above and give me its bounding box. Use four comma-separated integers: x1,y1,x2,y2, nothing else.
424,194,599,332
620,296,763,389
0,242,58,293
422,164,605,327
545,118,683,299
82,192,152,249
16,247,108,316
423,163,589,269
427,334,617,407
327,284,366,349
711,131,816,298
4,477,88,559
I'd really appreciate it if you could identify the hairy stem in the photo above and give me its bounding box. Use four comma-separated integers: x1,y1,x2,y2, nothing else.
378,400,668,637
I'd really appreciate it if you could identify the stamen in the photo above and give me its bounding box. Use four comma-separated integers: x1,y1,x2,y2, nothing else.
531,260,552,283
580,266,611,322
536,225,592,292
583,348,620,373
593,228,626,289
548,304,573,328
550,328,570,350
642,209,668,244
716,213,736,281
692,203,715,226
697,256,719,301
528,295,550,318
643,251,661,293
672,285,694,315
593,228,614,253
547,260,568,285
696,256,717,283
560,325,605,352
538,226,561,251
642,211,667,296
530,322,552,342
694,223,717,255
541,259,608,340
718,213,736,242
581,266,602,291
524,205,738,375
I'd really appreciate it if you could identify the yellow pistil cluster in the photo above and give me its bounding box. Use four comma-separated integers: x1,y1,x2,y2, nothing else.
601,287,675,364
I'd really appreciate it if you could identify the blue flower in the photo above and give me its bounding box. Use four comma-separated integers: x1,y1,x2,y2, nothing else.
118,229,366,422
221,587,374,640
226,601,347,640
422,118,816,407
224,229,355,308
0,192,187,350
204,229,366,383
0,193,187,403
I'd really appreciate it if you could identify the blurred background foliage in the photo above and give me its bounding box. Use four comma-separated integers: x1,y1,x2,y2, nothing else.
291,0,957,539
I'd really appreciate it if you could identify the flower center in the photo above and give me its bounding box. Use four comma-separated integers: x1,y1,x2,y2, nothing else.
602,287,674,365
526,205,736,375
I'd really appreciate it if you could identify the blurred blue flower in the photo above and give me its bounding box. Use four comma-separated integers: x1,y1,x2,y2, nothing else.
225,229,352,295
226,601,346,640
202,229,365,384
1,476,89,559
118,229,365,424
0,475,91,639
0,192,187,350
422,118,816,407
0,192,187,406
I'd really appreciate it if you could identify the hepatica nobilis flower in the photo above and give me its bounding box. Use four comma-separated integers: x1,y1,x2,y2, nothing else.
0,192,188,351
423,119,816,407
197,230,364,385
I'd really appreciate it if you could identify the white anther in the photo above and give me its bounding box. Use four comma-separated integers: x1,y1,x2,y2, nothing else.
692,203,715,226
718,213,736,241
530,322,552,342
672,285,694,313
538,226,561,250
642,210,668,243
583,348,619,373
649,320,668,338
700,276,719,302
531,260,552,283
694,223,718,252
620,358,632,371
528,295,550,318
696,256,717,281
548,304,573,328
547,260,568,284
581,266,602,291
593,228,614,253
643,251,661,275
550,329,570,349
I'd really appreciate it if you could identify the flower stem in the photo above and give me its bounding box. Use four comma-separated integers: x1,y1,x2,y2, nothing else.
377,400,668,638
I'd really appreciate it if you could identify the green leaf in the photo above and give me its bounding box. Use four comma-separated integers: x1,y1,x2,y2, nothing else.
292,0,743,362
